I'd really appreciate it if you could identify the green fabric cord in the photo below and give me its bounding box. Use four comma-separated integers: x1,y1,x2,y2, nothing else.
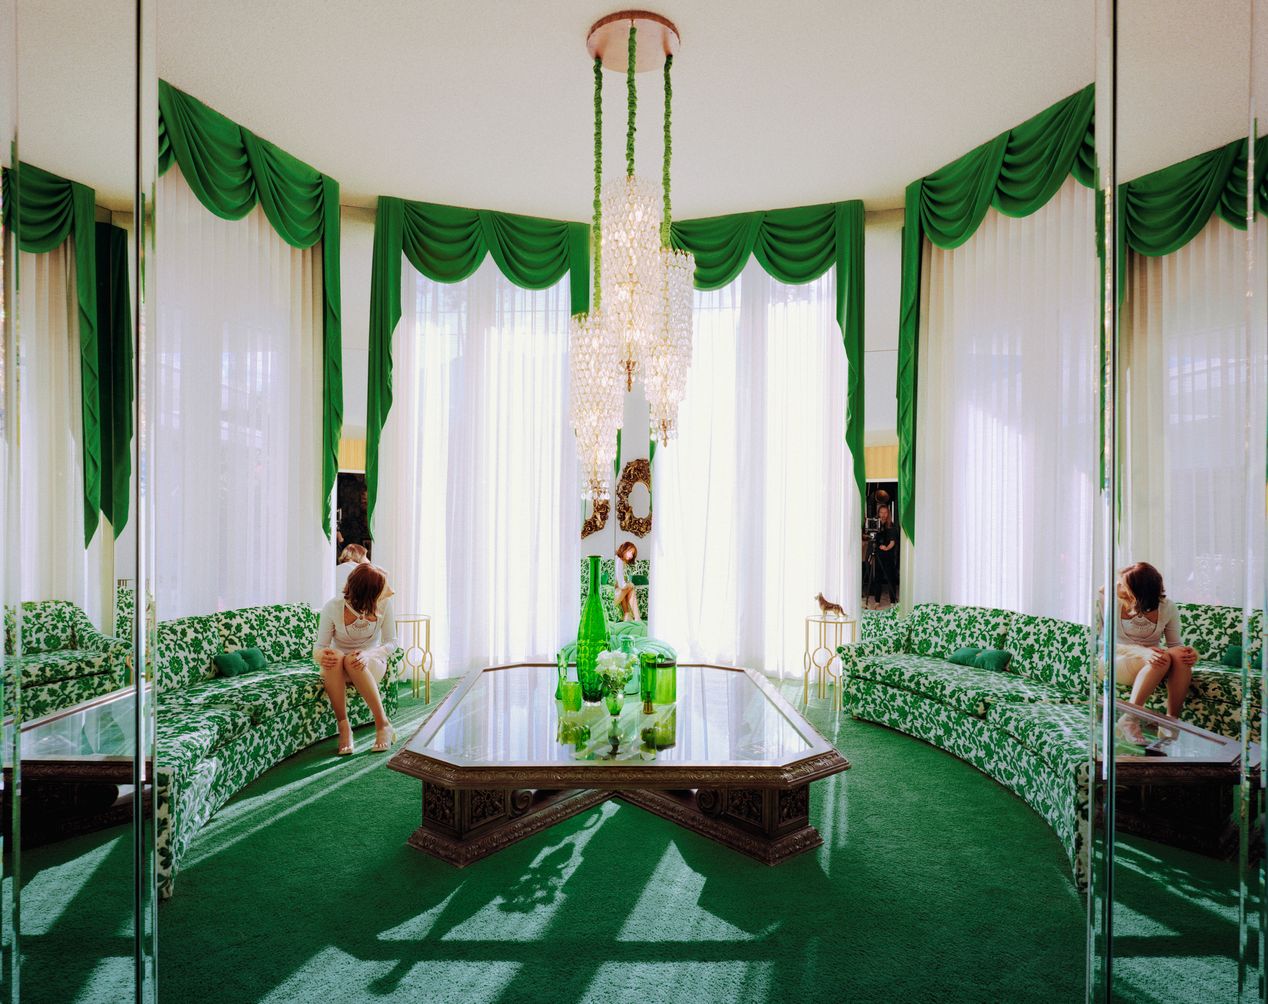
593,55,603,309
672,200,867,505
626,24,637,177
95,222,134,536
158,79,343,537
896,85,1095,542
365,197,591,529
662,55,673,247
2,163,102,545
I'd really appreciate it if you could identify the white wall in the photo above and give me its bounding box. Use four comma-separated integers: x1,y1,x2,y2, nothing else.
340,206,375,441
864,209,902,445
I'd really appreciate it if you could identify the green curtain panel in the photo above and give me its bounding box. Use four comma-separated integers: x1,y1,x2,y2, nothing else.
897,85,1095,543
671,200,867,506
95,222,134,536
3,163,102,545
365,195,590,528
159,79,343,536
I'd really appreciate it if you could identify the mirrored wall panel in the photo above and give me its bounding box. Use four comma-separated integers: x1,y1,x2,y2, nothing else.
1093,1,1264,999
4,1,154,1000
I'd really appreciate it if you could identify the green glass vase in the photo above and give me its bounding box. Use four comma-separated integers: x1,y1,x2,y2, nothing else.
576,554,611,703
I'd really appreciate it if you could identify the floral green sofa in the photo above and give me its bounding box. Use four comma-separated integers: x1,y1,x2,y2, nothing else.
841,605,1093,888
3,600,131,720
841,602,1263,891
155,603,404,898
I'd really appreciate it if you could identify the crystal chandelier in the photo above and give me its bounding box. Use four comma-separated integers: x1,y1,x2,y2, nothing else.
571,12,695,502
569,54,622,501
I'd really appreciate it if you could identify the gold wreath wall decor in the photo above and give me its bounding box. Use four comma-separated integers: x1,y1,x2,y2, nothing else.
616,458,653,537
581,498,610,539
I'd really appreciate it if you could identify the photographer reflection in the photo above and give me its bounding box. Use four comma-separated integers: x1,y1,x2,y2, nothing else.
863,489,899,609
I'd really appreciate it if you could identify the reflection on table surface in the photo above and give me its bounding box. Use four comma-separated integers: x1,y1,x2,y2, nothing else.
413,664,818,766
3,687,141,766
1110,702,1238,762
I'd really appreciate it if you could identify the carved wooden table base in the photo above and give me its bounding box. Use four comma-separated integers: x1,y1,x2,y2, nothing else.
408,781,823,868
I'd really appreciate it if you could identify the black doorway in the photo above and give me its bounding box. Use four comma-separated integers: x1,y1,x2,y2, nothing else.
336,472,372,563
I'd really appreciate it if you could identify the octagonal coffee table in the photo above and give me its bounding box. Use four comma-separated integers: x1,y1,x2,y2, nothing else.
388,662,849,867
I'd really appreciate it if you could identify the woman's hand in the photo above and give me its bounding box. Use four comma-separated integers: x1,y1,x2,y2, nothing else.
347,650,366,673
1149,648,1170,669
318,648,341,672
1178,646,1198,668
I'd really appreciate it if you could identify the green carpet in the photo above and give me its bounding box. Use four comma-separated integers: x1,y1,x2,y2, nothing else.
13,682,1239,1003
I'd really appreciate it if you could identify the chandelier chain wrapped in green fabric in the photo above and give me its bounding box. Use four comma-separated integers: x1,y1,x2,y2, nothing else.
593,55,603,309
626,24,637,176
662,54,673,247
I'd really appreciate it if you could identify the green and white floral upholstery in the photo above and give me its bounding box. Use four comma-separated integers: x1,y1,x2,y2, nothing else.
1007,613,1091,699
114,586,136,643
2,600,130,720
839,602,1092,888
154,602,404,899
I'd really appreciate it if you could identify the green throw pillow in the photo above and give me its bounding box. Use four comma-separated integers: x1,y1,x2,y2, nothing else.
1223,645,1263,670
239,647,267,671
949,647,983,667
213,651,248,677
974,649,1012,673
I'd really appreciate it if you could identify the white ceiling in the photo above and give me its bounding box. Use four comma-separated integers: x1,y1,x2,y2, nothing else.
11,0,1267,215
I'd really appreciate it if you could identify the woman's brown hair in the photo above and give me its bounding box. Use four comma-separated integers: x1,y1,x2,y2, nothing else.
339,543,368,564
344,563,387,617
1118,561,1165,616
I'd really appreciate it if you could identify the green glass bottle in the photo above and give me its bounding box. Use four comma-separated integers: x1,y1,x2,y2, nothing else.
576,554,610,703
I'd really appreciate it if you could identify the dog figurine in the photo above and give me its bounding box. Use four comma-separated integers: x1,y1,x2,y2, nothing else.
815,592,846,618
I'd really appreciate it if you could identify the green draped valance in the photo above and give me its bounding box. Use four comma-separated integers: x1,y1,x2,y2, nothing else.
897,85,1095,543
96,222,133,536
671,201,867,504
159,79,343,536
1122,134,1268,257
365,195,590,528
3,162,102,545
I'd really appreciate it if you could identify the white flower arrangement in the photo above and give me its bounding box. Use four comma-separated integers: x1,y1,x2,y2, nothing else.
595,649,636,693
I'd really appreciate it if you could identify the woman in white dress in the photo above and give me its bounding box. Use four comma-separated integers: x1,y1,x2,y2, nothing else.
1113,562,1197,721
313,562,398,754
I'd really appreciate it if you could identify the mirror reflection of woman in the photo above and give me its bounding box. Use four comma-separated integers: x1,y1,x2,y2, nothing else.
313,562,398,755
1112,562,1198,738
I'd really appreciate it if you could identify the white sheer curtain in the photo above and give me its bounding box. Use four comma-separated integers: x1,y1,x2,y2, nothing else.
1122,216,1268,606
155,166,330,618
17,245,108,624
374,258,578,677
915,177,1097,622
651,258,858,679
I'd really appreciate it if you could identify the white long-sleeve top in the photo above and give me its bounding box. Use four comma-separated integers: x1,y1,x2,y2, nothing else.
312,596,399,662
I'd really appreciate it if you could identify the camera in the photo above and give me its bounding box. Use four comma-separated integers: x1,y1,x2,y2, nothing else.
864,517,881,532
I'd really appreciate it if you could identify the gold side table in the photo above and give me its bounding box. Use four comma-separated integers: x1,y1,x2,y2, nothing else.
397,615,434,702
803,614,858,703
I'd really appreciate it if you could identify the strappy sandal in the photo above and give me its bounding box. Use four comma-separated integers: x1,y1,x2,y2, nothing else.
370,725,396,753
336,719,354,756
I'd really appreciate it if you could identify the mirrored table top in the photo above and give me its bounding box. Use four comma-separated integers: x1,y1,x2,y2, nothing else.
392,663,846,788
3,686,146,770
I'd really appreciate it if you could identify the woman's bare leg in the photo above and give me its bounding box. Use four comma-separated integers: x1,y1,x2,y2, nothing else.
343,653,390,729
1163,647,1194,718
321,664,353,748
1128,654,1171,709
